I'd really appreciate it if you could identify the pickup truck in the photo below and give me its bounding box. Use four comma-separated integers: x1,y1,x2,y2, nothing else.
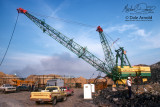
60,86,74,96
30,86,67,105
0,84,16,93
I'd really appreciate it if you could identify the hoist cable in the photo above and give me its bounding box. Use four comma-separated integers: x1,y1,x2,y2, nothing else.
89,71,96,80
104,32,121,48
29,11,97,28
0,13,19,66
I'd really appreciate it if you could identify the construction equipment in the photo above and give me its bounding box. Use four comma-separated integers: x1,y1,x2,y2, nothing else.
97,26,151,84
12,79,34,86
17,8,151,84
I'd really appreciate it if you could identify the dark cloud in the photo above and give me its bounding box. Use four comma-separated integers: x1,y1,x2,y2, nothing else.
11,52,104,78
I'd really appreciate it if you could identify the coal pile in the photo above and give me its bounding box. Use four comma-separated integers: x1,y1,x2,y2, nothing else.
93,87,160,107
150,61,160,83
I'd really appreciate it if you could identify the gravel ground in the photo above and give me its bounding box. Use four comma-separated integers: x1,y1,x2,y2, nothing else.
0,88,97,107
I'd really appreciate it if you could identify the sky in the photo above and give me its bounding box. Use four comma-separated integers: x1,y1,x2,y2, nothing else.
0,0,160,78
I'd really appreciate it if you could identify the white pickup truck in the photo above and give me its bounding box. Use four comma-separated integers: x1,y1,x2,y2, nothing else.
0,84,16,93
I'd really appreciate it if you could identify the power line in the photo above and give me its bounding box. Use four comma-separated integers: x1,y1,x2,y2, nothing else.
0,13,19,66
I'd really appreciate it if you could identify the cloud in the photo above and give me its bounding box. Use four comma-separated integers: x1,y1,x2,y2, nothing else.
142,33,160,49
104,24,136,33
7,19,158,77
104,24,151,37
4,22,159,78
8,52,50,65
104,24,158,49
130,29,151,37
76,29,105,59
40,0,69,16
50,0,69,17
9,52,102,78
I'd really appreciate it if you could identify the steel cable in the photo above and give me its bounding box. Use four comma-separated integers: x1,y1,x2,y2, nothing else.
29,11,97,28
0,13,19,66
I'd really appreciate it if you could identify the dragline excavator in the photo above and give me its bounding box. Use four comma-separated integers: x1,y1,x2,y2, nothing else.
17,8,151,84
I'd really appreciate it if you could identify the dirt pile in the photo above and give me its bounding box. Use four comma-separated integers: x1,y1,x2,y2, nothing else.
25,75,87,88
0,72,6,85
0,72,6,77
74,76,87,87
0,72,19,85
150,61,160,83
88,77,114,86
93,86,160,107
25,74,62,84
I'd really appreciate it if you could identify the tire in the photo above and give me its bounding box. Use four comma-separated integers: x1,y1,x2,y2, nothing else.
71,92,74,96
35,101,40,104
17,89,20,92
63,96,67,101
52,97,57,105
3,90,6,94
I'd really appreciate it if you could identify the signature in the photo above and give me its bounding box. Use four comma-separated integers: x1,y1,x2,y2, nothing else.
123,3,156,14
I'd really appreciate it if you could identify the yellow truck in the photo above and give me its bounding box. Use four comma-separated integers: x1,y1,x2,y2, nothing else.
30,86,67,105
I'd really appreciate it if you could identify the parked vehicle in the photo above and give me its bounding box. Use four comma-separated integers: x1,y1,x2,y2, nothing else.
60,86,74,96
0,84,16,93
16,85,29,91
46,79,64,87
30,86,67,105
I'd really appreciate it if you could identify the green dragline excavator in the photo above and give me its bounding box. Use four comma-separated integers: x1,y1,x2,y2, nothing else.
17,8,151,84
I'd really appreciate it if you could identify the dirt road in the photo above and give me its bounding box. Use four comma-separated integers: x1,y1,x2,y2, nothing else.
0,88,97,107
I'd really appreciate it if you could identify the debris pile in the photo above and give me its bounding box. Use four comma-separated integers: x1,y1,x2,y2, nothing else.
93,86,160,107
150,61,160,83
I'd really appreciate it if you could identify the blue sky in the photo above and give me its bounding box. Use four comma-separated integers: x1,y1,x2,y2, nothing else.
0,0,160,78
